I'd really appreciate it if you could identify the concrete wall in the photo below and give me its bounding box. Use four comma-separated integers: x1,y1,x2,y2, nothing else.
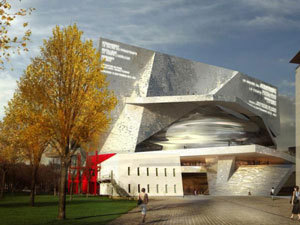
296,66,300,186
99,153,184,197
98,145,295,196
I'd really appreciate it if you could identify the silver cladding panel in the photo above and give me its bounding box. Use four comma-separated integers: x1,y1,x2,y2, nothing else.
147,52,237,96
98,38,279,153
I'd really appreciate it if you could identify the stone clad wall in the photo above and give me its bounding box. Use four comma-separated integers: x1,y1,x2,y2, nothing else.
216,156,236,184
212,164,295,196
205,158,218,194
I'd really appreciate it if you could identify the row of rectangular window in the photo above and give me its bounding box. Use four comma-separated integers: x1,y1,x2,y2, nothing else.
128,167,176,177
128,184,176,194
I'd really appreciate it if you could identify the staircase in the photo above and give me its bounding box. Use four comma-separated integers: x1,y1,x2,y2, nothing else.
111,179,130,197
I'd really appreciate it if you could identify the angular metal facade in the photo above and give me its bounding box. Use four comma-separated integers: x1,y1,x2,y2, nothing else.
98,38,279,154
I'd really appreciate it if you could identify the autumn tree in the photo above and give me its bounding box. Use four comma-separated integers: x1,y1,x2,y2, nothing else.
3,93,51,206
0,0,34,69
0,120,21,198
18,24,117,219
0,121,10,198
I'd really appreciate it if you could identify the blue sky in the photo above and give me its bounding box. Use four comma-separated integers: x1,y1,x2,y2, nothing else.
0,0,299,119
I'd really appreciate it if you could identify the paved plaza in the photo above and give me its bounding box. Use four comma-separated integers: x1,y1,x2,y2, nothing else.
108,196,300,225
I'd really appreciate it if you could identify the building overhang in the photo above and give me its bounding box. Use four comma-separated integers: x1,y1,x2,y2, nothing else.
126,94,274,120
133,145,294,164
126,95,279,147
126,95,215,104
290,51,300,64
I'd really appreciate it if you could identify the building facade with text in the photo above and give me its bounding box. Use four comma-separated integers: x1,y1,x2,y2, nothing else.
97,38,294,197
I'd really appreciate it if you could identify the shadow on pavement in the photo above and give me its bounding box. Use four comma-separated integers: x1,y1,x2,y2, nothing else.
74,210,140,220
220,197,293,221
146,218,168,224
74,201,194,220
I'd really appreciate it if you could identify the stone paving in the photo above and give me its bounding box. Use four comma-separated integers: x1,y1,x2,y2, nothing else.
108,196,300,225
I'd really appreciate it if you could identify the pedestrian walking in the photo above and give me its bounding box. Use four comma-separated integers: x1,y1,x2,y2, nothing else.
138,188,149,223
290,186,300,220
270,187,275,200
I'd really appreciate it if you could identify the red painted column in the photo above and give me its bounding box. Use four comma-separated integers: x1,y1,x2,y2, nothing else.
94,173,97,195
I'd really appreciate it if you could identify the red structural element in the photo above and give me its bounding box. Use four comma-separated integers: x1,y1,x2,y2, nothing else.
67,152,115,195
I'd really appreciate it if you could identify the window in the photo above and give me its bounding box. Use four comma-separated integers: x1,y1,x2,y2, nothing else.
164,168,167,177
156,168,158,176
174,184,176,193
173,168,176,177
147,184,150,193
165,184,168,193
128,167,130,176
138,184,140,193
156,184,159,193
128,184,131,193
137,167,140,176
147,168,149,176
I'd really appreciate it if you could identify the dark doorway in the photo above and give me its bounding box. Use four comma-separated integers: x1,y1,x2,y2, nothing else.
182,173,208,195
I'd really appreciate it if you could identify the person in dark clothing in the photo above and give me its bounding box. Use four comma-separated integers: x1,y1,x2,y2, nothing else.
290,186,300,220
270,187,275,200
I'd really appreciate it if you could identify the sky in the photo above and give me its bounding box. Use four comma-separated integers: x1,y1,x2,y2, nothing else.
0,0,299,147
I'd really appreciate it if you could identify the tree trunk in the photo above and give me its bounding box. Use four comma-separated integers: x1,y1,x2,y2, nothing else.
58,160,68,219
70,178,73,201
0,170,6,199
30,166,38,206
57,179,60,196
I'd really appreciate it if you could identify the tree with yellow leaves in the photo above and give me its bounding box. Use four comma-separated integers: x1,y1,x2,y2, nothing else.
18,24,117,219
0,0,35,69
0,119,21,198
3,92,51,206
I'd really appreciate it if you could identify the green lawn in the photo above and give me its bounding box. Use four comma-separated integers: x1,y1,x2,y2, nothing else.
0,194,137,225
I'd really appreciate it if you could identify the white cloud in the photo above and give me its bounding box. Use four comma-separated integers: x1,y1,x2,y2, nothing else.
279,80,295,87
0,0,298,122
0,71,18,120
240,0,300,15
5,0,298,52
242,15,300,29
277,80,295,98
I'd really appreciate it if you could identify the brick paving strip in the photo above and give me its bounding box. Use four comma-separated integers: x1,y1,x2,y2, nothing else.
108,196,300,225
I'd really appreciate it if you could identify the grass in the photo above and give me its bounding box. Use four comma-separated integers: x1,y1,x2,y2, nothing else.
0,194,137,225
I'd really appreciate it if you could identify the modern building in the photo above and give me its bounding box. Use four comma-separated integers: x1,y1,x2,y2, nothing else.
97,38,295,196
67,152,115,195
290,51,300,187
